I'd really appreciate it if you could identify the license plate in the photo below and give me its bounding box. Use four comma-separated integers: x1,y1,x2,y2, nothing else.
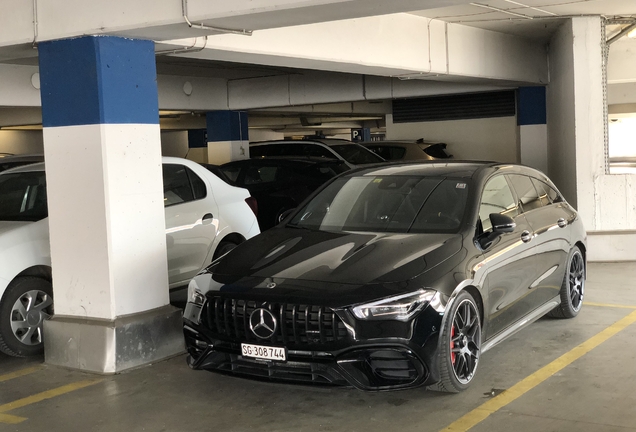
241,343,287,362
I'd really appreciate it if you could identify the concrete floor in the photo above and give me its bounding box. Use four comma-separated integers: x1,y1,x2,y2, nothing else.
1,262,636,432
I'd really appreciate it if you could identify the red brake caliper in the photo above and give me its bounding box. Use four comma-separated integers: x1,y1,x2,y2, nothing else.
450,325,456,364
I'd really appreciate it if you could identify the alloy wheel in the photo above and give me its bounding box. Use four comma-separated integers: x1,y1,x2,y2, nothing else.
450,298,481,385
568,251,585,312
10,290,53,346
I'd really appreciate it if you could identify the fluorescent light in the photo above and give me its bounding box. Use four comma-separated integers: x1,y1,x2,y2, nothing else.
628,28,636,38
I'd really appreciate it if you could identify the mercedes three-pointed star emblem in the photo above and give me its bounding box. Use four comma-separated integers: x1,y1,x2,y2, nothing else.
249,308,277,339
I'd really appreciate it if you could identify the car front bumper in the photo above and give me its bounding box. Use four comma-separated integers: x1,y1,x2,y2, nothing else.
183,301,443,391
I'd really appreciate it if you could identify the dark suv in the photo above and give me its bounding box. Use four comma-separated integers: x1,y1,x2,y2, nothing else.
249,139,384,169
221,157,348,230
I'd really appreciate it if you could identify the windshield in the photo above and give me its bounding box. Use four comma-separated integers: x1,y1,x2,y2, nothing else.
329,144,385,165
0,171,48,222
289,175,468,233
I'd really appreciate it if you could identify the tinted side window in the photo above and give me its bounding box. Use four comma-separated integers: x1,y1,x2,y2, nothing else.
530,178,551,206
0,171,48,221
479,175,518,232
221,165,241,183
508,174,543,212
244,165,279,185
536,180,562,204
163,164,204,207
366,146,406,160
307,145,335,159
187,169,207,200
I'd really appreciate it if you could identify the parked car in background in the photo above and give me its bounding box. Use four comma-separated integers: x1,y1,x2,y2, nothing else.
0,154,44,173
221,157,349,230
184,161,586,392
363,140,452,161
249,139,385,169
0,157,259,357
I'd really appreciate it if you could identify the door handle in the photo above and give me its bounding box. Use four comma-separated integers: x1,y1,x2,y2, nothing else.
557,218,567,228
521,230,533,243
202,213,214,223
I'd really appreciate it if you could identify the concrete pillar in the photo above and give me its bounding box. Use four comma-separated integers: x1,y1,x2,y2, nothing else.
38,35,183,373
518,86,548,173
547,17,636,261
206,111,249,165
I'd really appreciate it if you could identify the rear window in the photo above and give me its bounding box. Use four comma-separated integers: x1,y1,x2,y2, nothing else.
421,143,452,159
0,171,48,222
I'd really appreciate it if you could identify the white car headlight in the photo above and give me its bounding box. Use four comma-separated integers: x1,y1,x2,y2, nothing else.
351,289,437,321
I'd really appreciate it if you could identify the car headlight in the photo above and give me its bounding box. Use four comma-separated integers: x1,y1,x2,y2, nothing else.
190,289,206,306
351,289,437,321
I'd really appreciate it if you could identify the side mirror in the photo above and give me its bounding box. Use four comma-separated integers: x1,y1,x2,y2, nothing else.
489,213,516,233
476,213,515,250
278,208,296,224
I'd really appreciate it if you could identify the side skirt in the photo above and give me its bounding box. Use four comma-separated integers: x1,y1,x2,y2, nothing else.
481,297,560,354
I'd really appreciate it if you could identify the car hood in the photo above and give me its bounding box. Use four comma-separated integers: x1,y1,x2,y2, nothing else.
212,227,462,286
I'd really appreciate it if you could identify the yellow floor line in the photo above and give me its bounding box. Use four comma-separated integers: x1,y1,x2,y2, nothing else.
0,379,103,424
441,309,636,432
0,413,27,424
0,365,43,383
585,301,636,309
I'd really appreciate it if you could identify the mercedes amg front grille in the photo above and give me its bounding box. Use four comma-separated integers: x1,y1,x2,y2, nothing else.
202,296,349,345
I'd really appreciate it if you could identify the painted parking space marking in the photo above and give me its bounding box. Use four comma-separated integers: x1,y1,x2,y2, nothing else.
0,413,27,424
440,309,636,432
0,365,43,383
0,378,103,424
585,301,636,309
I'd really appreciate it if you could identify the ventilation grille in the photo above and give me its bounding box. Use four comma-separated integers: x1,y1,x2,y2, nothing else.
392,91,516,123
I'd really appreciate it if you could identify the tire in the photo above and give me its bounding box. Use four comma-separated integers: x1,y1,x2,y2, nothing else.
213,240,239,260
548,245,585,319
0,277,53,357
429,291,482,393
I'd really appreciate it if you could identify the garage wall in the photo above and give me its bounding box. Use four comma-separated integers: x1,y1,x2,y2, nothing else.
385,114,518,162
0,130,44,154
160,130,188,158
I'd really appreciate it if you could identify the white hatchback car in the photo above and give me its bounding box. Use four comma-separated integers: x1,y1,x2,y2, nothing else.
0,157,260,357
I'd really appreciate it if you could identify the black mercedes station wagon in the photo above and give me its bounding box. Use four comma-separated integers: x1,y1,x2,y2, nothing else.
183,162,587,392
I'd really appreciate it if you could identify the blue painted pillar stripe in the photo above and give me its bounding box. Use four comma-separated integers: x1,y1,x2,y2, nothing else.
38,36,159,127
517,86,547,126
206,111,249,142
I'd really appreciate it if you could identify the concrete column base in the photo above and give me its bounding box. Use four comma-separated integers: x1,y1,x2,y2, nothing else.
44,305,185,374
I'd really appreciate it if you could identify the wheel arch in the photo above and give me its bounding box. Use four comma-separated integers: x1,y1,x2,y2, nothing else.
213,233,247,260
436,281,485,352
218,232,247,247
462,285,485,326
14,265,52,282
2,265,52,303
575,241,587,274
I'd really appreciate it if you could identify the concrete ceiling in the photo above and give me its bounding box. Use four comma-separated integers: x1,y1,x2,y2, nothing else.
411,0,636,42
2,0,636,135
